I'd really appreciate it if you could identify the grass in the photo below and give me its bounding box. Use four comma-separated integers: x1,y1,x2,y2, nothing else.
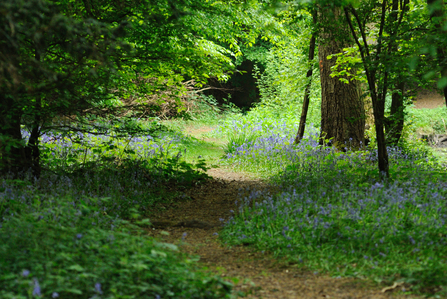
407,106,447,135
215,110,447,296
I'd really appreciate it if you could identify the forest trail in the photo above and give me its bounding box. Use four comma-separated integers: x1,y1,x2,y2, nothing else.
146,166,421,299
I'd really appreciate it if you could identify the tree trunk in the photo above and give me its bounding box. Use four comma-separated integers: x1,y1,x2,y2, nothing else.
370,78,390,177
318,7,365,149
385,0,407,145
295,32,316,144
385,81,405,145
342,3,392,177
25,109,42,178
0,95,30,175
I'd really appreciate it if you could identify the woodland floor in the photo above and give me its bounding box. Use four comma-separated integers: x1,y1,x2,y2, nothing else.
146,169,422,299
414,91,445,109
143,98,447,298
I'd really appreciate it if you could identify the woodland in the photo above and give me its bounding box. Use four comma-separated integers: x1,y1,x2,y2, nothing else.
1,0,447,298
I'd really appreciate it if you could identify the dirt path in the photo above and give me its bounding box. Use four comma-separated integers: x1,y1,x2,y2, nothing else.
414,91,445,109
146,167,421,299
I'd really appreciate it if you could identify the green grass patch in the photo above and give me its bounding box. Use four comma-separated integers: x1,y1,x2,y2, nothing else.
407,106,447,135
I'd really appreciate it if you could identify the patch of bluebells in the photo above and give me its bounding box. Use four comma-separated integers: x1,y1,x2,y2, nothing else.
221,120,321,173
221,121,447,288
1,129,193,226
1,163,145,226
21,129,186,169
0,124,230,299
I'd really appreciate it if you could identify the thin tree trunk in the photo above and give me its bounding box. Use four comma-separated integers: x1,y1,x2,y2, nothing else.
318,7,365,150
343,4,390,177
386,81,405,145
372,88,389,176
25,48,43,177
25,98,42,178
385,0,407,145
295,33,316,144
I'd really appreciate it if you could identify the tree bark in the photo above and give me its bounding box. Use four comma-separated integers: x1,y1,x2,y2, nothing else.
318,7,365,150
25,97,42,178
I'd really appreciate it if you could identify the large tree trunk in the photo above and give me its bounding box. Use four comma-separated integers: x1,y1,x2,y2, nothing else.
318,7,365,149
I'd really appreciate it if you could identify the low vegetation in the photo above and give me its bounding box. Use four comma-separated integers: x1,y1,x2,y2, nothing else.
0,120,231,298
1,96,447,297
2,0,447,297
215,103,447,296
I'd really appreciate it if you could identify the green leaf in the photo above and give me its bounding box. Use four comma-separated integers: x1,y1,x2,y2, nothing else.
423,71,436,80
408,56,418,71
65,289,83,295
437,77,447,89
68,264,84,272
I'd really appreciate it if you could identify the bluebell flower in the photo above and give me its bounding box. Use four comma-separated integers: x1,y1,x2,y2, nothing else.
33,278,41,296
95,282,103,294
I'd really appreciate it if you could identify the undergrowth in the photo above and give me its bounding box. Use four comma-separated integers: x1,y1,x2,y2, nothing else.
0,119,232,298
0,197,231,298
218,116,447,296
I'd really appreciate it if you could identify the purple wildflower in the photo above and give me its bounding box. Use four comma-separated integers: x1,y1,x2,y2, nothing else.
33,278,41,296
95,282,103,294
22,269,30,277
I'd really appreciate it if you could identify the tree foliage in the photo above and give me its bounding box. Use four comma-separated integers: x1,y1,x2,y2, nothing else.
0,0,280,175
0,0,127,175
2,0,447,178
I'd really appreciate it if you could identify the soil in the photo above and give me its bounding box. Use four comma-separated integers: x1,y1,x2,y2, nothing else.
146,168,421,299
413,91,445,109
